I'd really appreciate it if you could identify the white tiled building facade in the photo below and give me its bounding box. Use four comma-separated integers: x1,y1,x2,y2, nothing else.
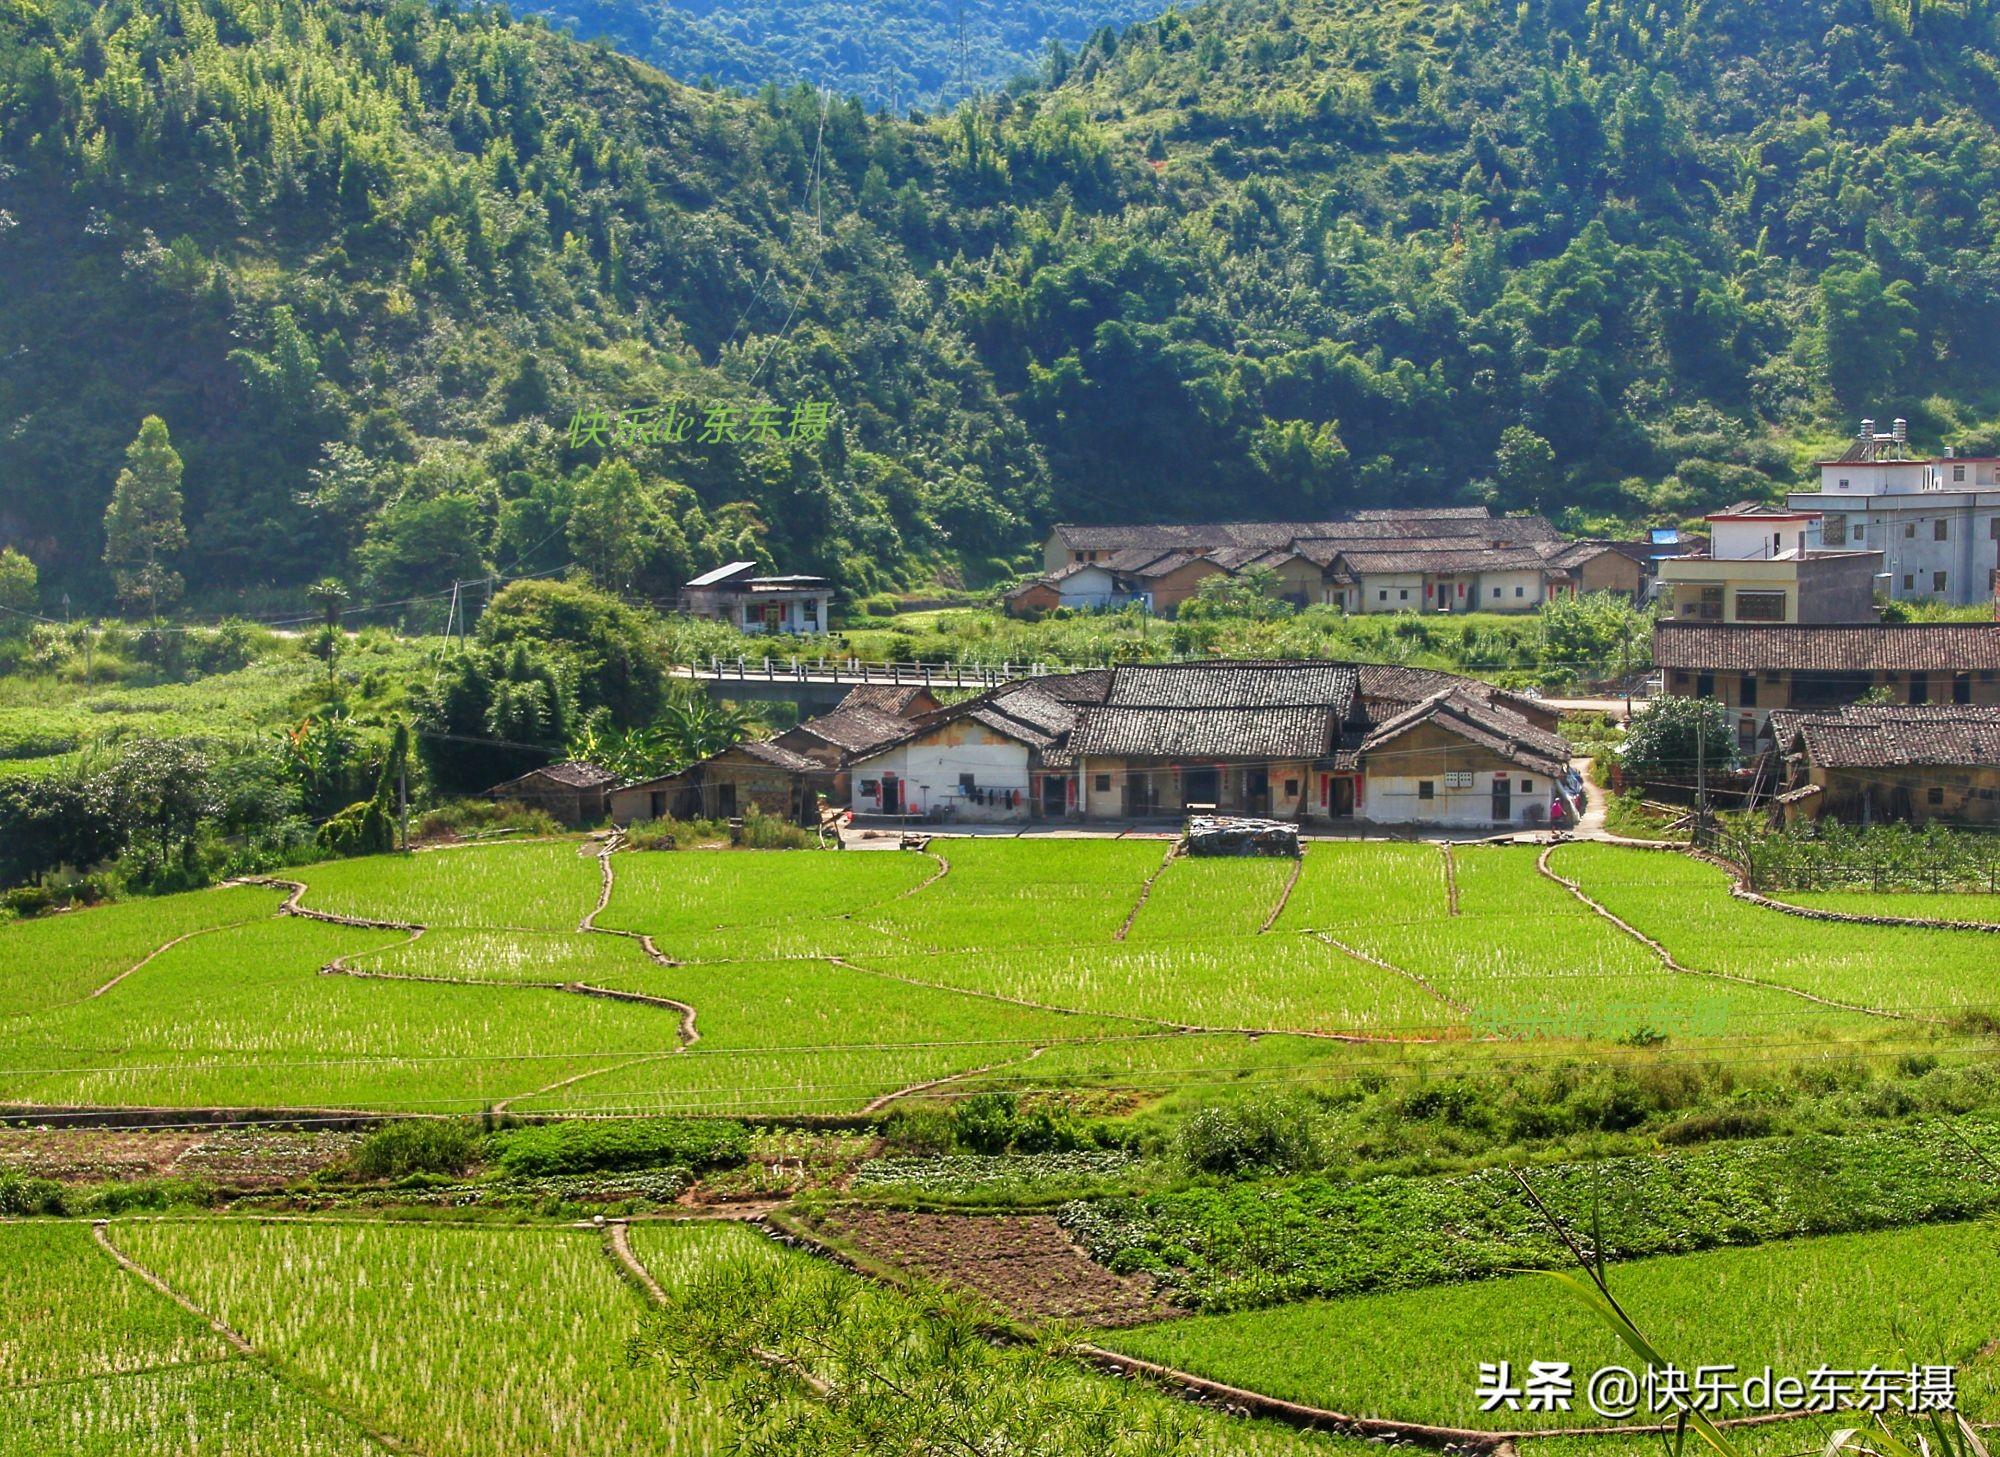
1787,420,2000,608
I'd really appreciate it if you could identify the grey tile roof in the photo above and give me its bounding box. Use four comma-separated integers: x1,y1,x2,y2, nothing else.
1653,624,2000,673
732,740,825,773
1331,544,1566,575
784,705,915,757
1069,661,1361,761
1360,690,1573,778
489,761,617,793
1072,705,1342,761
1783,705,2000,769
837,685,934,718
1051,511,1562,556
1106,661,1358,716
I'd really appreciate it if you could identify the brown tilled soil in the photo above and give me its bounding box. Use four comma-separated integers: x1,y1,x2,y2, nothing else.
0,1128,360,1186
814,1209,1179,1327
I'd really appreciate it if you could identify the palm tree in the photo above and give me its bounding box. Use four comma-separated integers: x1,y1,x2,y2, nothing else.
306,577,350,681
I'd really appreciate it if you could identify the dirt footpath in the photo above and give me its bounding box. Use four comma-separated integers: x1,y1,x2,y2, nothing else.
814,1209,1179,1327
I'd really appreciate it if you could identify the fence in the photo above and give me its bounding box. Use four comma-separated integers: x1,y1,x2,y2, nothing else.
696,655,1072,688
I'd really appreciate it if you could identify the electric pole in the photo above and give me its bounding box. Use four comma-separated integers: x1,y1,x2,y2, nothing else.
1621,618,1632,724
1694,707,1707,848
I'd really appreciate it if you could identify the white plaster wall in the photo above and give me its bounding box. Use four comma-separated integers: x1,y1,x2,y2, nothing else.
1474,570,1548,611
1359,573,1426,611
849,730,1031,820
1363,772,1550,827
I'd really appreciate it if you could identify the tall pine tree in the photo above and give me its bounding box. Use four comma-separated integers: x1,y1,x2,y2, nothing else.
102,416,188,619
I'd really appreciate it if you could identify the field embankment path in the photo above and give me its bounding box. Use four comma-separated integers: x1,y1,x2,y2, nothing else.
92,1221,423,1454
1534,846,1920,1021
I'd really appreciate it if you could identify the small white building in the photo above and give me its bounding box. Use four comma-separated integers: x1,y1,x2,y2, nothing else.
1787,417,2000,607
846,677,1084,821
678,562,834,635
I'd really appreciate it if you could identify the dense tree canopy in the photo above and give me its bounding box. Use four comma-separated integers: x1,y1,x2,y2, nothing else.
4,0,2000,609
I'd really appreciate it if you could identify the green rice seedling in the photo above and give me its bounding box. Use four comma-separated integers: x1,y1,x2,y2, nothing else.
0,917,683,1112
0,1363,386,1455
1122,855,1297,941
1270,841,1443,934
863,838,1167,950
0,1223,230,1386
120,1221,736,1456
0,884,284,1017
1554,845,2000,1017
1099,1220,2000,1431
292,841,600,932
513,955,1134,1117
342,928,657,984
1276,845,1879,1041
622,1222,1379,1457
859,936,1463,1036
1767,889,2000,924
601,847,935,943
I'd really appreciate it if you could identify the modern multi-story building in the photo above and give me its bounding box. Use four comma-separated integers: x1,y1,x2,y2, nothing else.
1786,417,2000,607
1652,503,1882,625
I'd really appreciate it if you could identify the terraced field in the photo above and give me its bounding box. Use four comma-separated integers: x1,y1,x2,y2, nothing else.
1772,888,2000,924
1550,845,2000,1019
1275,843,1887,1040
1,837,1988,1118
1100,1221,2000,1434
0,1222,383,1454
3,1216,1372,1457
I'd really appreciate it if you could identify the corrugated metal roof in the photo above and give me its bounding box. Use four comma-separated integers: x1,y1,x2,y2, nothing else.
684,561,758,587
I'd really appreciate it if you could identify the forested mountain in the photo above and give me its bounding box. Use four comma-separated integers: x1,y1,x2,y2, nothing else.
516,0,1162,113
3,0,2000,611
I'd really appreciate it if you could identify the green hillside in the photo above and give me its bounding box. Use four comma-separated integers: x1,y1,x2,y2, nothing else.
3,0,2000,609
517,0,1164,113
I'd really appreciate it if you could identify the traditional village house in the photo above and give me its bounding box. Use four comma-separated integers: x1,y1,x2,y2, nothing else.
1767,705,2000,827
677,561,835,636
608,684,941,826
1352,690,1575,828
607,739,825,824
482,761,617,827
846,671,1109,821
1654,622,2000,754
836,660,1575,830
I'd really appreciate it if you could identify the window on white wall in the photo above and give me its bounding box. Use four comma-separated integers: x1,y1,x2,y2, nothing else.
1417,781,1435,800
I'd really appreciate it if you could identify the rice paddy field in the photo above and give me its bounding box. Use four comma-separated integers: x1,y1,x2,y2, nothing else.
7,835,2000,1454
1099,1220,2000,1434
0,1215,1376,1457
2,836,1993,1117
1770,888,2000,924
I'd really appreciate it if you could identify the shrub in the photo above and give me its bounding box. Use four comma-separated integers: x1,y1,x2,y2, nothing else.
351,1119,480,1180
491,1118,749,1178
412,798,562,843
0,1171,66,1215
624,807,818,850
948,1093,1098,1156
880,1106,956,1155
1173,1099,1325,1176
